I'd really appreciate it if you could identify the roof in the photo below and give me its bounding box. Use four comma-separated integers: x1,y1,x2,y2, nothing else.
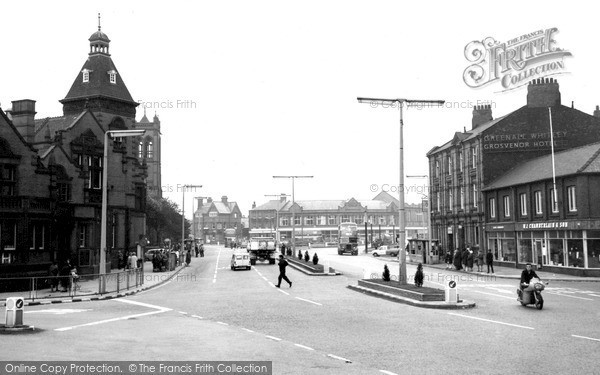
483,142,600,190
89,30,110,43
61,54,136,105
34,113,84,141
198,200,240,215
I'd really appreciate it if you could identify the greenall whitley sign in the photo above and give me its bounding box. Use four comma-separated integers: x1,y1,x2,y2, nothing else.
463,28,572,91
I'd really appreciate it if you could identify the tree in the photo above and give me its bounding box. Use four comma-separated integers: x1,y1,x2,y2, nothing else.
382,264,391,281
146,195,190,246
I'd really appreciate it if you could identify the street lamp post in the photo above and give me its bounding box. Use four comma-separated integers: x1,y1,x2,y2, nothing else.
193,196,208,245
181,185,202,258
273,176,313,255
265,194,290,245
358,97,443,284
100,129,146,293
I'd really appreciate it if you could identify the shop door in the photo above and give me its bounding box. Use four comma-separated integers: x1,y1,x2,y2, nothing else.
534,240,545,266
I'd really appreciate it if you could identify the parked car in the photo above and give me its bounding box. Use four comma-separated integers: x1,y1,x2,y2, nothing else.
144,248,163,261
231,252,251,270
369,245,400,257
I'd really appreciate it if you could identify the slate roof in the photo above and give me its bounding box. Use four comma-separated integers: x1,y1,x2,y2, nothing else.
483,142,600,190
34,113,85,142
61,54,136,105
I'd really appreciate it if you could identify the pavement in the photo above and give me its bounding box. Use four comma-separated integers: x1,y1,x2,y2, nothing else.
0,260,186,307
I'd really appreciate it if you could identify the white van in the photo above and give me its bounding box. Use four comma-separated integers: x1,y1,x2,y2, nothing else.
231,252,251,271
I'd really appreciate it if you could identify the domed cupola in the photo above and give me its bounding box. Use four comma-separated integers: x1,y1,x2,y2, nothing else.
89,13,111,56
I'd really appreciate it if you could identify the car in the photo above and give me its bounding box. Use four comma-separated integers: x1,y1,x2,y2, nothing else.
369,245,400,257
144,248,163,261
231,252,251,270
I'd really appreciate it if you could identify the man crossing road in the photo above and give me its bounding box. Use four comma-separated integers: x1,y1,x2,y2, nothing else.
276,255,292,288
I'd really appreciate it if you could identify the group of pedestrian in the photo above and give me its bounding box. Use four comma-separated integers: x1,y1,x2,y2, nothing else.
152,249,170,272
47,259,78,292
445,247,494,274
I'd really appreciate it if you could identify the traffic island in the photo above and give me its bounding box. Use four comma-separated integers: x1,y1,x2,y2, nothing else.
286,258,340,276
348,279,476,309
0,324,37,333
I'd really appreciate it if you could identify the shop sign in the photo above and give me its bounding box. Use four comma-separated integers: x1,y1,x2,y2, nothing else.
522,221,568,230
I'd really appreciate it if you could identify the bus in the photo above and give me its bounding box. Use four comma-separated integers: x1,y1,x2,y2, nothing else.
338,222,359,256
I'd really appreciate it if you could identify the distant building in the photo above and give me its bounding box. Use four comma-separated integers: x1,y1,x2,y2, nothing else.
0,23,147,275
136,109,162,198
248,192,428,247
483,142,600,276
427,78,600,265
194,196,243,244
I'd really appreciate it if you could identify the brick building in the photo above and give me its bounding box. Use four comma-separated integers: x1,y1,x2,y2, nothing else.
483,142,600,276
194,196,243,245
136,109,162,198
0,23,147,275
427,78,600,260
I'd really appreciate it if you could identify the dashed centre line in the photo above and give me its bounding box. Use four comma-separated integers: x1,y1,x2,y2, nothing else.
294,343,314,351
448,313,534,330
572,334,600,342
295,297,322,306
265,335,282,341
327,354,352,363
213,247,222,284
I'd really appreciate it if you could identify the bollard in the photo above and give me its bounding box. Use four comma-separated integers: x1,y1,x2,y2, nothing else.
5,297,24,327
445,280,458,303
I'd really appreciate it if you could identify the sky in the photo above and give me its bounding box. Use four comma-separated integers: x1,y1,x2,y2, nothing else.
2,0,599,219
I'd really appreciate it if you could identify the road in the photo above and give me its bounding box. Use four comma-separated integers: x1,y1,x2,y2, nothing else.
3,245,600,374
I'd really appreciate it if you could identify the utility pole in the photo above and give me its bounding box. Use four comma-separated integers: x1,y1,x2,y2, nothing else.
264,194,290,244
358,97,444,284
273,176,313,255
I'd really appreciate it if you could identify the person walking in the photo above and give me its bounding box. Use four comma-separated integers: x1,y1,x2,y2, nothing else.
185,250,191,266
276,254,292,288
453,249,462,271
461,248,469,271
486,249,495,274
414,263,424,287
477,250,484,272
467,248,474,272
48,261,59,292
444,251,453,270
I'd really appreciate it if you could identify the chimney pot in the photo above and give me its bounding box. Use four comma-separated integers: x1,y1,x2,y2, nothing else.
472,103,493,130
10,99,37,144
527,78,561,108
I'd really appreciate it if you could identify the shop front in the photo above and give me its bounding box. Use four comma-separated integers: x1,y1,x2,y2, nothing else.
485,220,600,276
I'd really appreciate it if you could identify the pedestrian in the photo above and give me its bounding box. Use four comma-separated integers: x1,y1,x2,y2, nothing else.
276,254,292,288
281,243,286,255
486,249,495,274
453,249,462,271
185,250,191,266
129,252,138,270
445,251,453,270
414,263,424,287
48,261,59,292
462,248,469,271
59,260,72,292
195,245,199,257
467,249,474,272
477,250,484,272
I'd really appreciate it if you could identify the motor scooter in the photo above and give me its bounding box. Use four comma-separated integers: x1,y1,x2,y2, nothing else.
517,277,547,310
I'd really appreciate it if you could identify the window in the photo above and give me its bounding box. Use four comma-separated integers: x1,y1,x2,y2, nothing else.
534,191,543,215
82,70,90,83
328,216,336,225
294,216,301,225
550,188,559,213
568,186,577,212
436,192,440,211
29,224,45,250
520,193,527,216
79,224,88,248
472,146,478,167
472,184,478,208
281,217,289,226
489,198,496,218
146,141,153,158
435,160,440,177
108,70,117,84
138,141,144,158
379,216,386,225
342,215,349,223
503,196,510,217
448,155,452,175
459,151,464,172
87,156,102,189
460,187,465,210
0,164,17,196
58,183,71,202
448,190,453,211
305,216,314,225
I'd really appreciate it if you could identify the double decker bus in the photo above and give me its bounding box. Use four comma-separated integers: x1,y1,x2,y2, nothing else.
338,222,359,256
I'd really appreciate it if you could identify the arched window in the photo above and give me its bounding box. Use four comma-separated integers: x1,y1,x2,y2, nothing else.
146,141,153,159
138,141,144,159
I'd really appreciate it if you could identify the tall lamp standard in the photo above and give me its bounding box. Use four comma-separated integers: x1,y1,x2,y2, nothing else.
181,185,202,256
407,175,431,264
357,97,444,284
273,176,313,255
193,196,208,244
264,194,290,244
100,129,146,293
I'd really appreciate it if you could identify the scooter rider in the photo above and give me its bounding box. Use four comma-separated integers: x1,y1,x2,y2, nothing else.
519,263,541,298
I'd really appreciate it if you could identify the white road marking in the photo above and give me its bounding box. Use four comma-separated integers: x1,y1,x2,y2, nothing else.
295,297,322,306
265,335,282,341
327,354,352,363
380,371,398,375
242,328,254,333
268,282,276,288
178,311,188,315
294,343,314,351
213,248,222,284
113,299,172,311
472,291,515,300
55,310,167,331
24,309,91,315
572,334,600,342
547,292,593,301
448,313,534,330
587,294,600,298
277,289,290,296
257,272,263,277
217,321,228,326
191,315,203,319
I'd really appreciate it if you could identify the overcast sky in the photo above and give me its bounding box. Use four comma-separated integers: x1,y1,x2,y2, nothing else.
2,0,598,218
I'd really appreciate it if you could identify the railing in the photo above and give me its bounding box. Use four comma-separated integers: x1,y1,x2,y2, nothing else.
0,268,144,301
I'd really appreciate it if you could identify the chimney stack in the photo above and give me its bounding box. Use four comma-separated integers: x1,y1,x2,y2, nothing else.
10,100,37,143
527,78,561,108
280,194,287,203
472,104,493,129
197,198,204,210
207,197,213,203
594,105,600,118
252,201,256,209
221,196,228,205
